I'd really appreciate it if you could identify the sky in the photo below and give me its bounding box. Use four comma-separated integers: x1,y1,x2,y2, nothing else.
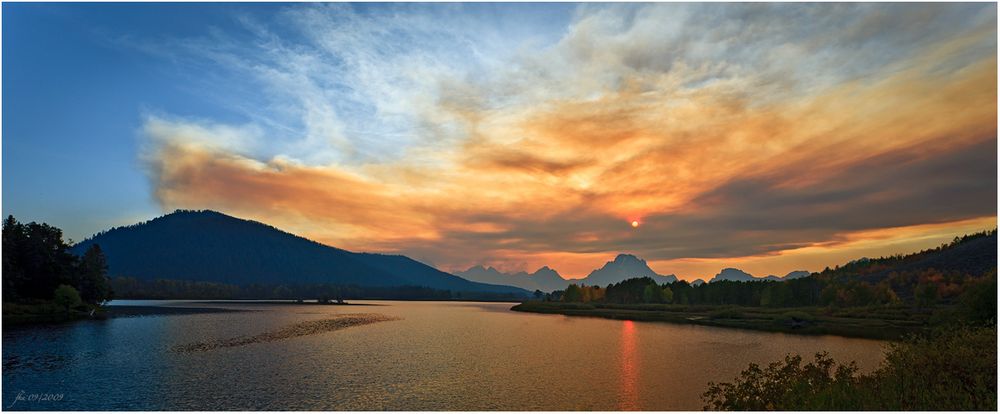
2,3,997,281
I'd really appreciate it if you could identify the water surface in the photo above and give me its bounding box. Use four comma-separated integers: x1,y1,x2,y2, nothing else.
3,300,887,410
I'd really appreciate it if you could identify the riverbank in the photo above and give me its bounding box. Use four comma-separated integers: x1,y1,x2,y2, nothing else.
2,301,101,325
2,302,249,325
511,301,937,340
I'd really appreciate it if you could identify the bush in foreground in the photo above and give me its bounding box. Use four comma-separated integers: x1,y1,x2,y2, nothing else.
703,325,997,410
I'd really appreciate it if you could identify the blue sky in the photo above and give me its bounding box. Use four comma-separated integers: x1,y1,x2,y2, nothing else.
3,3,995,279
3,3,575,240
3,3,253,237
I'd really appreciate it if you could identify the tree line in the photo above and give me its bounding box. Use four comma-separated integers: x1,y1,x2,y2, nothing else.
550,271,994,311
110,276,524,301
3,215,112,309
546,229,996,310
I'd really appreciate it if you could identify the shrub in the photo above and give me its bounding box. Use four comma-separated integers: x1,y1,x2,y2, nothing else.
702,325,997,410
53,285,82,312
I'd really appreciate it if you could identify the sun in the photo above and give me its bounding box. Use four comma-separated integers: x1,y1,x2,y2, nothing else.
631,220,640,228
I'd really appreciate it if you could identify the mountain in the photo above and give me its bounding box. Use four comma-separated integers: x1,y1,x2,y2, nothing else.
709,268,756,282
455,265,577,292
71,210,528,296
779,270,811,280
709,268,812,283
577,254,678,286
690,278,706,286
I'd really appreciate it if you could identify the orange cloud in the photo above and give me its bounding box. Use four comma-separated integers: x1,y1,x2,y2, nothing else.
142,5,997,279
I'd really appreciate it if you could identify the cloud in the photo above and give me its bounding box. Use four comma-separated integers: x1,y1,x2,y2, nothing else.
137,3,997,278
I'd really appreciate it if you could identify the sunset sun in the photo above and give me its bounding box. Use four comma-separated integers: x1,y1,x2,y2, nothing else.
631,220,640,228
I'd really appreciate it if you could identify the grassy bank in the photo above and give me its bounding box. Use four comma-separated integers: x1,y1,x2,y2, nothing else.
2,301,106,325
511,301,938,340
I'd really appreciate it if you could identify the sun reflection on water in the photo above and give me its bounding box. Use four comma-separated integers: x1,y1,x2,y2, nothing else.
619,320,640,410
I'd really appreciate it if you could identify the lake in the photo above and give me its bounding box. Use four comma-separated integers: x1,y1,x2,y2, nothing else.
2,300,888,410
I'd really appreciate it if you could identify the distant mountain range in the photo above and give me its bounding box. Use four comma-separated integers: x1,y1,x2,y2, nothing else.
454,266,575,293
457,254,678,292
71,210,529,296
708,268,812,283
458,255,811,292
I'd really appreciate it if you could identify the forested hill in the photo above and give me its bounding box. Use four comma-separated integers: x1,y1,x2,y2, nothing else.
821,229,997,283
71,210,528,295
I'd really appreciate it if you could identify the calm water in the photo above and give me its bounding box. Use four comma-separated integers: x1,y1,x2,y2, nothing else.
3,300,888,410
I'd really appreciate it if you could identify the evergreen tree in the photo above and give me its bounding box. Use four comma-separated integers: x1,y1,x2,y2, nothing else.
78,244,113,304
564,284,583,302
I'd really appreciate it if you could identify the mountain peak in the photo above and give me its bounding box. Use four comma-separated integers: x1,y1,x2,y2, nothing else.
709,268,755,283
783,270,811,280
455,264,568,292
709,268,813,283
613,253,644,263
582,253,676,286
73,211,527,295
533,266,559,277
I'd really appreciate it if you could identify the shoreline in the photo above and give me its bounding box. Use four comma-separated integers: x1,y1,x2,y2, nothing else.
510,301,934,340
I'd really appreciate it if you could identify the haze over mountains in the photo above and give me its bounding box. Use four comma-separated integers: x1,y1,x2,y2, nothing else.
71,210,529,296
458,254,679,292
458,255,811,292
708,269,812,283
68,209,836,298
582,254,679,286
453,265,574,293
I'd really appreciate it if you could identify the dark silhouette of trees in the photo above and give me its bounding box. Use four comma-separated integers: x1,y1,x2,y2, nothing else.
956,271,997,325
77,244,113,305
563,284,583,302
552,229,996,310
2,215,113,306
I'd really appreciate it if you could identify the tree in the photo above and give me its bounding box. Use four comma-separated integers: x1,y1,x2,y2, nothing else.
533,290,544,300
3,217,79,300
677,291,690,305
53,284,82,311
77,244,113,304
915,283,938,309
564,284,583,302
957,273,997,325
873,282,900,305
643,283,663,303
760,285,774,307
661,286,674,304
3,215,25,301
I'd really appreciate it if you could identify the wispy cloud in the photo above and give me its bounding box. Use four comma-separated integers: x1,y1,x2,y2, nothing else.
136,3,997,278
